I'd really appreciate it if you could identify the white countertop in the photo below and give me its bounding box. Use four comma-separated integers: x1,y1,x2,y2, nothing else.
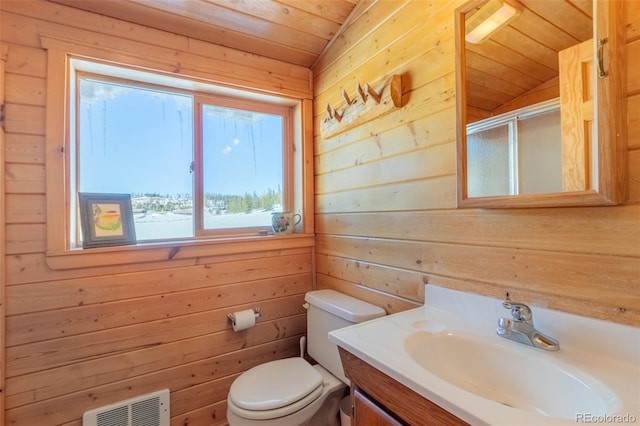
329,285,640,426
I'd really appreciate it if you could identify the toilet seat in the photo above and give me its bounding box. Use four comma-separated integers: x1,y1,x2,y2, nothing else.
228,358,324,420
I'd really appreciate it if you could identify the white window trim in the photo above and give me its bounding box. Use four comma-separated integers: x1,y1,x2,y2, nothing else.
41,35,314,270
466,98,561,196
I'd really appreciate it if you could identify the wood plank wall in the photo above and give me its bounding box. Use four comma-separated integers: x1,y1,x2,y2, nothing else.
1,42,8,423
313,1,639,324
0,1,314,425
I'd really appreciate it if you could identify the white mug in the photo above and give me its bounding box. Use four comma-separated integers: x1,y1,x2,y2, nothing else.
271,212,301,234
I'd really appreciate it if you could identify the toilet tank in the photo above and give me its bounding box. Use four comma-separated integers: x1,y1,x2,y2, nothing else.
304,290,386,385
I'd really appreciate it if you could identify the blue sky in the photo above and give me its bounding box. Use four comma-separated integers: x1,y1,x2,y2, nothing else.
79,79,283,197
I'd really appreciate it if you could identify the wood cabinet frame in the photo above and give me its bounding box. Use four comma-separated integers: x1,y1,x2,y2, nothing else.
456,0,627,208
339,348,468,426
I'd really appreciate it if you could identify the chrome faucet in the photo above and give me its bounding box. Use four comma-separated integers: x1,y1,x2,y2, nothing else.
496,297,560,351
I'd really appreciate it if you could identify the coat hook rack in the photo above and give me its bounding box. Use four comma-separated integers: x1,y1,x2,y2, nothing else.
342,89,355,106
364,83,381,104
321,73,406,140
356,83,367,103
325,103,333,119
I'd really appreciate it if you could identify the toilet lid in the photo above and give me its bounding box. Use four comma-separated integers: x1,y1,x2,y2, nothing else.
229,358,323,413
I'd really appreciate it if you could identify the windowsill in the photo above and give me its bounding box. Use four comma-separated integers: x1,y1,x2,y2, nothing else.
45,233,314,270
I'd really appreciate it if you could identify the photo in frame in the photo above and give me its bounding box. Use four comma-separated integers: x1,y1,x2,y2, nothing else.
78,192,137,248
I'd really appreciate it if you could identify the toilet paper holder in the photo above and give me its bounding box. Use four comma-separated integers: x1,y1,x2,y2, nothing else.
227,308,261,326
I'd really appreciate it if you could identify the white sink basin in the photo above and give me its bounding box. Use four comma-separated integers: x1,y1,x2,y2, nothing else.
329,285,640,425
404,330,619,419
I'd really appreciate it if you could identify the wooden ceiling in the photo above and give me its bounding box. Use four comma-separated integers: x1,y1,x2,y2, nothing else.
50,0,592,114
464,0,593,120
48,0,360,68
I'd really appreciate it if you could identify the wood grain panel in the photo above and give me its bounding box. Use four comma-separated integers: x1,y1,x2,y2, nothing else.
316,235,638,324
313,0,410,75
315,253,426,304
314,37,456,129
5,194,45,224
316,143,454,195
4,133,45,164
5,224,46,255
313,0,639,335
519,0,592,42
131,0,327,54
628,150,640,202
316,207,640,258
6,251,312,312
628,94,640,149
170,373,238,418
628,39,640,96
629,0,640,41
1,1,638,426
314,3,454,108
4,73,46,106
4,163,45,194
46,0,358,68
5,338,300,426
314,1,454,96
353,389,404,426
277,0,355,25
316,176,457,213
7,240,312,284
5,252,196,286
170,400,228,426
6,315,306,408
3,104,45,135
491,77,559,117
6,274,311,347
342,349,467,426
463,0,592,117
1,4,317,424
315,73,456,154
317,273,421,315
3,44,47,78
1,0,188,50
0,8,312,99
1,41,8,423
315,108,454,176
7,295,307,378
206,0,340,42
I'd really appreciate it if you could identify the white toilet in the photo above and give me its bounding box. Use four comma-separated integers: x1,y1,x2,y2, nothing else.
226,289,386,426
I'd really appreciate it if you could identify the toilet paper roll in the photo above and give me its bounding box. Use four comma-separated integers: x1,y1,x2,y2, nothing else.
231,309,256,331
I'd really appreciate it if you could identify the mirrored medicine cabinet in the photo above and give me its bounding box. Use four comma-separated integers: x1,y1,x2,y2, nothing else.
455,0,627,208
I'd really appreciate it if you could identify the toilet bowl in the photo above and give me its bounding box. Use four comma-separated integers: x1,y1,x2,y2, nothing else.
227,361,345,426
226,290,386,425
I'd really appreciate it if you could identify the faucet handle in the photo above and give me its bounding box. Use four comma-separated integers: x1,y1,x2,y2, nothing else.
502,297,533,322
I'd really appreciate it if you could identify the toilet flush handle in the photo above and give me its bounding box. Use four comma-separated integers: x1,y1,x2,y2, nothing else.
302,302,310,310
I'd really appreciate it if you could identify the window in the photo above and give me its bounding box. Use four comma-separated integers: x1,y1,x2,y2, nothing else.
466,99,562,197
71,62,295,247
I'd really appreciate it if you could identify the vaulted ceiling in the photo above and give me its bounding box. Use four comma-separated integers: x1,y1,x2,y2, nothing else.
49,0,593,115
464,0,593,117
49,0,360,68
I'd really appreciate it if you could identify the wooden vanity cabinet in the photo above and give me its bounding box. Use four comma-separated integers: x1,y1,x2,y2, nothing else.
339,347,468,426
353,388,404,426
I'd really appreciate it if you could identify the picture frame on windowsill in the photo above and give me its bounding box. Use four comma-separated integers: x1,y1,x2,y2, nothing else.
78,192,137,248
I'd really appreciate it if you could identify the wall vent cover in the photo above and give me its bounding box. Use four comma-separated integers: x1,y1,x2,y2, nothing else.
82,389,170,426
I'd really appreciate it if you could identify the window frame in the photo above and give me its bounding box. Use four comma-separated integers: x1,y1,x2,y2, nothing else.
466,98,561,196
41,35,313,270
193,93,294,239
73,73,295,243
